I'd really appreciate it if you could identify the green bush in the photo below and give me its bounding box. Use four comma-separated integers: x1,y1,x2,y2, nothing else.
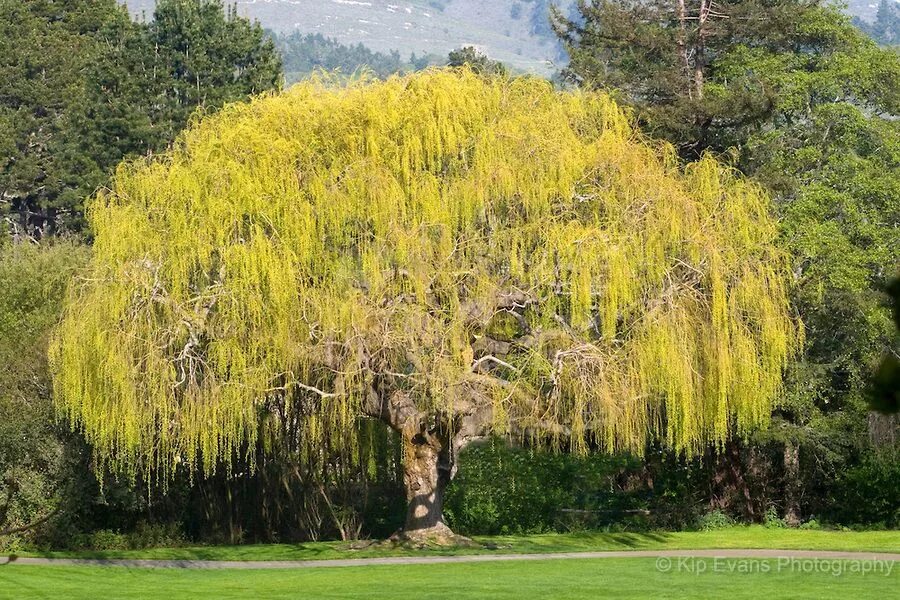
696,510,736,531
444,439,642,535
83,529,129,551
72,522,185,551
828,451,900,528
128,521,186,549
763,506,787,529
0,241,89,550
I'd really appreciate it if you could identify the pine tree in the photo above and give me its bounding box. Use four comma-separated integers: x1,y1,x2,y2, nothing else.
0,0,129,235
553,1,899,158
856,0,900,46
0,0,281,237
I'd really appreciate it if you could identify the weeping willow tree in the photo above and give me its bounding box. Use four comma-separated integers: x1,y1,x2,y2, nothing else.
51,69,800,540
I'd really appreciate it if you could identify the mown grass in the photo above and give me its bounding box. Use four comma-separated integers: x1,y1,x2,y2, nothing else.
14,526,900,561
1,557,898,600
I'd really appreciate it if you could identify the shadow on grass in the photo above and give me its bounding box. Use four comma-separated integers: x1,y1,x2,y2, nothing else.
14,532,679,562
478,530,674,553
1,553,19,565
21,542,344,562
11,528,900,562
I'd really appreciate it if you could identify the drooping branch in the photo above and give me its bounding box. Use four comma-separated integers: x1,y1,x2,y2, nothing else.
52,70,800,487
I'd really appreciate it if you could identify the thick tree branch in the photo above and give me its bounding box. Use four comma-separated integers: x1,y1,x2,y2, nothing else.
0,509,58,538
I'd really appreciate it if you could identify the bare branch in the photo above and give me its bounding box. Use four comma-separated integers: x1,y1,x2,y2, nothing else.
472,355,519,373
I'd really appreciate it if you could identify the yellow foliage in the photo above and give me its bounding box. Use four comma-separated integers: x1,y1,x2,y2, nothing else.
50,70,800,479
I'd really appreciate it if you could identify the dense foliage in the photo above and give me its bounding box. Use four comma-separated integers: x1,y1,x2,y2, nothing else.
447,436,900,533
554,1,899,158
0,242,88,547
0,0,129,235
555,0,900,526
0,0,280,237
749,104,900,421
52,71,797,494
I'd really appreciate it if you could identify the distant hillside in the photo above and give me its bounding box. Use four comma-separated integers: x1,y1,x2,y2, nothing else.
274,32,440,84
850,0,891,22
121,1,889,76
122,0,571,76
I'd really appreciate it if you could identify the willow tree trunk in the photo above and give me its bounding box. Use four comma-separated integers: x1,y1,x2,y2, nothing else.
362,386,489,543
398,425,456,541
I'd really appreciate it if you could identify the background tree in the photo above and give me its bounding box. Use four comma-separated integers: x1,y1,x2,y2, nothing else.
0,0,281,237
554,0,900,525
0,241,88,546
0,0,130,235
447,46,509,76
52,71,800,541
553,1,899,158
855,0,900,46
748,104,900,411
273,32,430,84
145,0,281,143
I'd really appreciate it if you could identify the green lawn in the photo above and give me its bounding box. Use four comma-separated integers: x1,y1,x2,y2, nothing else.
4,529,898,599
16,526,900,561
1,557,898,600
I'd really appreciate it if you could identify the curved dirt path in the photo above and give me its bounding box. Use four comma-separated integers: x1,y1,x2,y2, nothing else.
3,549,899,570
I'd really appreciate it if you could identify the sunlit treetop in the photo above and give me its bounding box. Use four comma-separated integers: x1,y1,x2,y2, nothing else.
51,69,801,482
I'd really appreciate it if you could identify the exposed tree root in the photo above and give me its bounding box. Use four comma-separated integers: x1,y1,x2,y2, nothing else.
389,523,479,548
344,524,481,551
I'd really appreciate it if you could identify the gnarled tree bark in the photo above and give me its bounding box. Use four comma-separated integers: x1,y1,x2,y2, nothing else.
360,375,495,542
399,424,452,539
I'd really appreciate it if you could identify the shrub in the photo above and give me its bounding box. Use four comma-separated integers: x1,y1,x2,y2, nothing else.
696,510,735,531
763,506,787,529
0,241,89,550
73,522,185,551
828,451,900,528
445,438,642,535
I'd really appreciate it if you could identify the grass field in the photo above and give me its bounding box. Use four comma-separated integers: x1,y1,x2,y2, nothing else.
1,556,898,600
3,528,898,598
15,526,900,561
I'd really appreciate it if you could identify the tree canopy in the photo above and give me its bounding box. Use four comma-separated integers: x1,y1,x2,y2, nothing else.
0,0,129,235
0,0,280,237
553,1,900,158
447,47,509,76
274,32,435,84
52,71,799,507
